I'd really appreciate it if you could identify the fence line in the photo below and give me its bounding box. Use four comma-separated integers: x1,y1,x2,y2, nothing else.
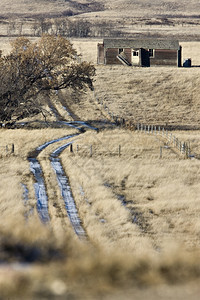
93,89,191,159
137,123,191,158
69,143,122,157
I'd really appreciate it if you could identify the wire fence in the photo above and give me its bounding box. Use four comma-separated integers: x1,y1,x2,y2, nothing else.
68,143,122,157
93,89,192,159
136,123,191,158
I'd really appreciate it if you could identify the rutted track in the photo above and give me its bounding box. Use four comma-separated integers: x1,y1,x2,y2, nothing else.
50,142,86,239
29,158,50,224
27,97,99,237
28,134,79,224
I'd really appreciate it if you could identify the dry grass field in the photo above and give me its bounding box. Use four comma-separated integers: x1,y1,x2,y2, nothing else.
1,126,200,299
1,0,200,299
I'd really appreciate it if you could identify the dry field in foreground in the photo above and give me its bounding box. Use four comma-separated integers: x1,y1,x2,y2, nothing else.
62,129,200,252
1,126,200,299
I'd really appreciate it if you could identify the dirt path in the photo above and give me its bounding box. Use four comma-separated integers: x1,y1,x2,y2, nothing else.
50,142,86,239
28,134,79,224
29,157,50,224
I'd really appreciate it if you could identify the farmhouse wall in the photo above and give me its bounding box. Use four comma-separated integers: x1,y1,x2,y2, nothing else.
105,48,119,64
97,39,182,67
150,49,178,66
105,48,132,64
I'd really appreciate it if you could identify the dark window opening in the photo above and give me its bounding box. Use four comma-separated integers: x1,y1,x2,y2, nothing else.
133,51,139,56
119,48,124,54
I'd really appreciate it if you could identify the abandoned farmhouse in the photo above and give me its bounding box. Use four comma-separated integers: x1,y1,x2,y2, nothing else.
97,38,182,67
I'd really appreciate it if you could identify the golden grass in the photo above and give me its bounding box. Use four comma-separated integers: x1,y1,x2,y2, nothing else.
0,11,200,297
93,64,200,127
1,124,200,298
61,128,200,252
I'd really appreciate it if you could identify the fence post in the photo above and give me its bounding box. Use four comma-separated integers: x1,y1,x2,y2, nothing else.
70,144,73,153
119,145,121,157
148,125,150,133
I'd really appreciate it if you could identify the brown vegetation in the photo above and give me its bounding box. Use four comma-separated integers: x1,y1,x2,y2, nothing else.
1,1,200,299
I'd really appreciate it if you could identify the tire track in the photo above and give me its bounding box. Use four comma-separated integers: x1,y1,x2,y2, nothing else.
50,142,86,239
28,96,98,234
28,134,79,224
29,158,50,224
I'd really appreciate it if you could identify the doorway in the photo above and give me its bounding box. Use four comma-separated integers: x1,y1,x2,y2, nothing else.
132,50,139,65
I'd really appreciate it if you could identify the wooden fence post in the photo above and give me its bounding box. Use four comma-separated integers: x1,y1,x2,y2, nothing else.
119,145,121,157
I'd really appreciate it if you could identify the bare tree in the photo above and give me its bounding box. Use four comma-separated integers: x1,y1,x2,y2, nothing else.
0,35,95,123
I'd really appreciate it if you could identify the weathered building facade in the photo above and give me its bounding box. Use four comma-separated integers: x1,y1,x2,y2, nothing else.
97,39,182,67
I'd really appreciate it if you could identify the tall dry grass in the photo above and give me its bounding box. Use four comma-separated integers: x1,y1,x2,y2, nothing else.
1,126,200,298
94,64,200,127
60,128,200,252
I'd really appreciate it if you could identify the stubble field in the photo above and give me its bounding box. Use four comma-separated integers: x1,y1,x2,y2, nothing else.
1,0,200,299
